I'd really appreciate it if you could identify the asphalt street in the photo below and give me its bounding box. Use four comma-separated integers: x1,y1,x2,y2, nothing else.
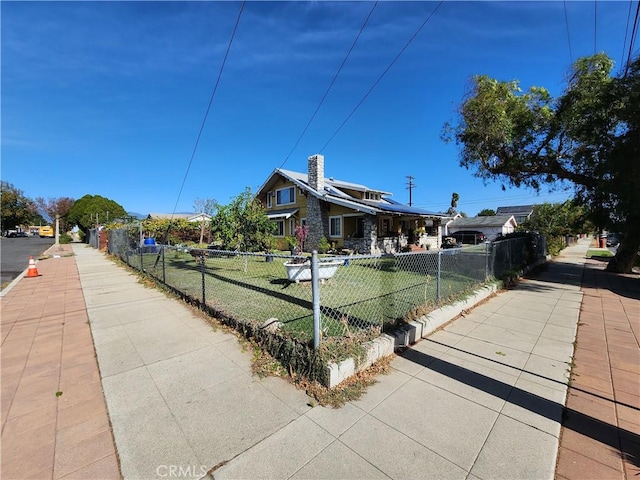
0,236,54,286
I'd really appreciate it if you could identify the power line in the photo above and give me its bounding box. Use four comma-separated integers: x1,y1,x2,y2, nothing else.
415,191,572,211
594,0,598,54
278,1,378,170
170,1,246,217
318,1,444,153
620,0,634,73
563,0,573,64
624,0,640,77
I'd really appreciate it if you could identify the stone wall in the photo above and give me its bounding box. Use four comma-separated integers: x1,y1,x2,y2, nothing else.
306,196,328,251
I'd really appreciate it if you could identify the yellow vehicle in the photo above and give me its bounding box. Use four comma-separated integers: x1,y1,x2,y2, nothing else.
39,226,54,238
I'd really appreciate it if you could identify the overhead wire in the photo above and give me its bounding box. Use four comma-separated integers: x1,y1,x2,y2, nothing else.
156,1,245,256
278,1,379,170
624,0,640,76
563,0,573,64
620,0,634,73
169,1,246,217
414,190,572,211
318,0,444,153
594,0,597,54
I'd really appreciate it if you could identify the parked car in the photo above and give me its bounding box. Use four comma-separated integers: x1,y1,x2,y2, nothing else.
448,230,486,245
15,232,28,237
606,234,620,247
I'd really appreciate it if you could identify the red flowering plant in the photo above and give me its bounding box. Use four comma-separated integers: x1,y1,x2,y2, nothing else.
288,225,310,263
294,225,309,254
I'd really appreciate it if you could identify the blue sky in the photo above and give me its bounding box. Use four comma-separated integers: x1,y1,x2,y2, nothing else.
2,1,634,217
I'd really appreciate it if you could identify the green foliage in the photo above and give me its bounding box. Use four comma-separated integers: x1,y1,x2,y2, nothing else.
285,236,297,250
443,53,640,272
520,200,587,238
59,232,72,244
518,201,587,256
317,236,331,254
142,218,201,244
67,194,127,233
546,236,566,256
477,208,496,216
210,187,275,252
1,181,38,231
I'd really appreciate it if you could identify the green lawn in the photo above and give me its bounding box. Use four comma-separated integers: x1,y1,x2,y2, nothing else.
587,248,614,258
134,249,486,342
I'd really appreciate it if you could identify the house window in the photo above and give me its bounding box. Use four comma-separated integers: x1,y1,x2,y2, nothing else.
273,220,284,237
288,219,295,236
300,218,307,227
365,192,380,201
266,192,272,208
381,218,391,235
329,216,342,238
275,186,295,206
354,217,364,238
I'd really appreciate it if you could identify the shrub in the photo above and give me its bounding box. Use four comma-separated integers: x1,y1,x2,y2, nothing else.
59,232,72,244
317,236,331,254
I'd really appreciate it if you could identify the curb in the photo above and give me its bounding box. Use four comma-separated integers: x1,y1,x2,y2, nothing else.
324,282,500,388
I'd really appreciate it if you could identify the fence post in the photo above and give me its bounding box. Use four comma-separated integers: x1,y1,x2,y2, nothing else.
311,250,321,350
201,254,206,306
162,246,166,284
485,241,490,280
437,250,442,304
140,246,144,272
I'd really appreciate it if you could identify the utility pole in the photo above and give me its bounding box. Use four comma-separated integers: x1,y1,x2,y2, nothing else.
406,175,416,206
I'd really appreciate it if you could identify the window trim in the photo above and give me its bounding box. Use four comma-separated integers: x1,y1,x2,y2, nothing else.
329,215,343,238
275,186,295,206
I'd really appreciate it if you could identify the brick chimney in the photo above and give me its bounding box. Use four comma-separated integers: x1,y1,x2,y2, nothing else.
308,154,324,193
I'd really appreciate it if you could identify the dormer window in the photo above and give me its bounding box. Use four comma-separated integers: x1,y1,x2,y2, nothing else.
364,191,380,201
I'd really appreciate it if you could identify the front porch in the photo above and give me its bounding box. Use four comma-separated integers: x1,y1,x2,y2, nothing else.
345,232,440,255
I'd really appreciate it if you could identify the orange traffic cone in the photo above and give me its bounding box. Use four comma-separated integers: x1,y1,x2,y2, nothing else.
26,256,40,278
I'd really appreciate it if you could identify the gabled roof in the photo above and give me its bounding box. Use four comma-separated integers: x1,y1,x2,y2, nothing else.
449,215,517,228
257,168,443,218
496,205,535,215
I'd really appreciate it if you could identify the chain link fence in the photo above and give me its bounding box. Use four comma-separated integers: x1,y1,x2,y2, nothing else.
106,226,546,346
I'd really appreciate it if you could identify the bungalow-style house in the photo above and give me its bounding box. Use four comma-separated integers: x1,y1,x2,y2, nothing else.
495,205,535,224
256,154,446,254
447,215,517,241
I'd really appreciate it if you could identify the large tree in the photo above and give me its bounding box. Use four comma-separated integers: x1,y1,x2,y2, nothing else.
35,197,75,234
444,53,640,272
67,194,127,234
1,181,39,231
477,208,496,216
210,187,275,252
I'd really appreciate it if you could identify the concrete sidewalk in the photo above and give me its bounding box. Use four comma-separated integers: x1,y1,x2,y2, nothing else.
2,238,637,480
75,238,585,480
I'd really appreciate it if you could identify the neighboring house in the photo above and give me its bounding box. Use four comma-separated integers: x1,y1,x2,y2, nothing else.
447,215,517,241
256,154,446,254
442,213,462,235
495,205,535,224
147,212,212,223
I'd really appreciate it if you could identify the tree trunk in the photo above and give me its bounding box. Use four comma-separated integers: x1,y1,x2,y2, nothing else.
606,214,640,273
